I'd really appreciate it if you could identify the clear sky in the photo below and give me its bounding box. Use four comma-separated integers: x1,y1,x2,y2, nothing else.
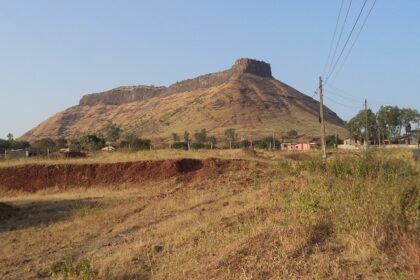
0,0,419,138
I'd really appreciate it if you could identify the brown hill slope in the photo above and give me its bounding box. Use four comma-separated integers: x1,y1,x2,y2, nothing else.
21,58,346,142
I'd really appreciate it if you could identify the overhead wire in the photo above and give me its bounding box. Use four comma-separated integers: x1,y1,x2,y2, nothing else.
332,0,378,82
325,0,370,82
326,0,353,77
324,94,363,109
322,0,345,77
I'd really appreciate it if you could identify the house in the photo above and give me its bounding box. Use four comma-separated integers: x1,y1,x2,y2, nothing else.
101,145,116,152
5,148,39,159
343,138,356,146
281,134,318,152
339,138,359,150
286,143,313,151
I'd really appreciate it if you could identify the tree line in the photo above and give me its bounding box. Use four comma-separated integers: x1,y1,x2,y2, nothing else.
0,122,151,155
346,106,420,144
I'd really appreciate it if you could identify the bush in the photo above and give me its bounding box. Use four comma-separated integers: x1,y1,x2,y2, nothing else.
50,257,98,280
120,136,151,151
79,134,105,151
239,140,251,148
31,138,57,154
172,142,188,150
190,143,205,149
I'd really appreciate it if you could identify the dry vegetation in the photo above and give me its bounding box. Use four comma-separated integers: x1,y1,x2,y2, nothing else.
0,148,419,279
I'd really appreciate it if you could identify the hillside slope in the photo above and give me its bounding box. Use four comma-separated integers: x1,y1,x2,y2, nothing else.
21,58,346,142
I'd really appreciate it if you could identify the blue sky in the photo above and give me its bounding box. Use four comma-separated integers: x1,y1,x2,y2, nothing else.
0,0,419,138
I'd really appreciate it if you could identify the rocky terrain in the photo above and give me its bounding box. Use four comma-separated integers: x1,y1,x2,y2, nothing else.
21,58,346,142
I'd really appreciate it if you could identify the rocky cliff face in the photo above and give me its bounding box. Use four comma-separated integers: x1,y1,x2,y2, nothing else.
79,86,165,106
79,58,273,106
232,58,272,78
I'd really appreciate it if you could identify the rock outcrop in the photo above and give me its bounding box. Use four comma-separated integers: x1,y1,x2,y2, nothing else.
79,58,273,106
232,58,272,78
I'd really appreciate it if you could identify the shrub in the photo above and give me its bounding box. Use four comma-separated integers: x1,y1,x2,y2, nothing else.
190,143,205,149
50,257,98,280
120,135,151,150
171,141,188,150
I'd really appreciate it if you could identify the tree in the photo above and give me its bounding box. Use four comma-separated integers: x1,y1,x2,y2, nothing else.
79,134,105,151
31,138,56,154
56,137,68,149
10,140,30,150
400,108,419,134
346,109,377,143
99,122,122,142
183,131,190,143
0,139,11,150
286,129,298,138
377,106,401,141
69,138,82,152
6,133,13,141
325,135,342,147
194,129,207,144
171,133,180,142
120,134,151,150
224,128,237,148
208,136,217,145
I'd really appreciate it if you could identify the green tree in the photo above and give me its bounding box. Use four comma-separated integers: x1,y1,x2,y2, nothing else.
56,137,68,149
31,138,57,154
0,139,11,150
120,134,151,150
79,134,105,151
208,136,217,145
183,131,190,143
346,109,377,143
194,129,207,144
286,129,298,138
6,133,13,141
10,140,30,150
69,138,82,152
171,133,180,142
400,108,419,134
99,122,122,142
377,106,401,140
224,128,237,148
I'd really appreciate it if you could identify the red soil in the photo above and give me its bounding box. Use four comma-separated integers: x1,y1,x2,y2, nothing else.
0,158,248,192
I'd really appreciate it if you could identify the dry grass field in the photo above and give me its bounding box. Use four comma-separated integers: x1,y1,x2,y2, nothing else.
0,148,419,279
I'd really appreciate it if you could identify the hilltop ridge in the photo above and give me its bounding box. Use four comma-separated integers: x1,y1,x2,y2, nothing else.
21,58,346,142
79,58,272,106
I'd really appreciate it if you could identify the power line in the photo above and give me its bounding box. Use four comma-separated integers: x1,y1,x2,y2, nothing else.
323,0,345,77
324,88,361,103
324,94,363,109
326,0,369,82
332,0,378,81
326,0,353,77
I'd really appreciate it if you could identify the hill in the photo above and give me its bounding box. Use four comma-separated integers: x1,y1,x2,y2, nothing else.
21,58,346,142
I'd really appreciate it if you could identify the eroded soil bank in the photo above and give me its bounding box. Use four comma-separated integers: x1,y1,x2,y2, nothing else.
0,158,252,192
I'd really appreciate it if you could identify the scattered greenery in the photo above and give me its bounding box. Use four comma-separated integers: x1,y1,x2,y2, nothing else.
98,121,122,142
120,135,151,150
50,257,98,280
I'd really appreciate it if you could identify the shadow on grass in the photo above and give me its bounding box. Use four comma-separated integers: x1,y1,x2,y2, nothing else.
289,219,333,259
0,198,101,232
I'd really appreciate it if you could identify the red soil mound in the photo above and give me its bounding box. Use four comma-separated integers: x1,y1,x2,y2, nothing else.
0,158,248,192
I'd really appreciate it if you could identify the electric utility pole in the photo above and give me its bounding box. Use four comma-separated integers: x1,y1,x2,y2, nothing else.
364,99,369,148
319,77,327,164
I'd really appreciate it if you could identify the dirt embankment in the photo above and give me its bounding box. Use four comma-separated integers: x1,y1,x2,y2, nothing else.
0,158,250,192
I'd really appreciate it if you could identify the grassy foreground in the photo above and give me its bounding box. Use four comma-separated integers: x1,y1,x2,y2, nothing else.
0,148,419,279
